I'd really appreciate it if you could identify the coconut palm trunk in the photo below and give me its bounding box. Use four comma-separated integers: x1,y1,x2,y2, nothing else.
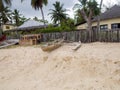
31,0,48,27
40,7,45,26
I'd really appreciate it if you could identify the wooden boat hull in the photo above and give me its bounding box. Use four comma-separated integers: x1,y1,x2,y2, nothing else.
41,43,62,51
0,39,19,49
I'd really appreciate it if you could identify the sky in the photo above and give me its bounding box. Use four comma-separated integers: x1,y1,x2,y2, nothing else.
10,0,119,23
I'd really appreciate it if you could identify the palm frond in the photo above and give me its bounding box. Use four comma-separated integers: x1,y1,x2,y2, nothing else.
73,3,82,10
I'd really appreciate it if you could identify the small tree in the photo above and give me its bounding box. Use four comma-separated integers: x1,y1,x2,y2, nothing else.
74,9,85,24
12,9,22,26
63,18,75,30
73,0,100,42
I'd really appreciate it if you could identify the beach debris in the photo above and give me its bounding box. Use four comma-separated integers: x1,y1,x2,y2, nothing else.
0,39,19,49
72,41,82,51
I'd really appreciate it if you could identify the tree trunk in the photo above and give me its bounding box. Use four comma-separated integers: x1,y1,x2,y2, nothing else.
40,7,46,27
0,29,2,36
87,19,92,42
80,9,93,42
97,0,103,41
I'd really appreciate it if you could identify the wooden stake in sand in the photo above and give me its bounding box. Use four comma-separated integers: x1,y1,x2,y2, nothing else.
72,41,82,51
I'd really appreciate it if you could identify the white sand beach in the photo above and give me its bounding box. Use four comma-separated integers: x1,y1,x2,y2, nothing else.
0,42,120,90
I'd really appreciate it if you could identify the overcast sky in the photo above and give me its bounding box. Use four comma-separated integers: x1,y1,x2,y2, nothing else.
10,0,118,23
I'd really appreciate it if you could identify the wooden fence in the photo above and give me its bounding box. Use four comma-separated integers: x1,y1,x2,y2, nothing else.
99,29,120,42
6,29,120,43
41,29,120,43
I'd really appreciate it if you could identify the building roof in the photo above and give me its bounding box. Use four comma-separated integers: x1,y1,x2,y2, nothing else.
76,5,120,26
93,5,120,21
4,20,58,32
18,19,44,29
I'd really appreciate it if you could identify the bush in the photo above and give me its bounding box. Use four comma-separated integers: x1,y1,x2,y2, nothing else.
31,24,74,34
31,18,76,34
5,19,76,37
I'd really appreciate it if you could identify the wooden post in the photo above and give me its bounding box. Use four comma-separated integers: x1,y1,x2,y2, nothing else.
117,29,119,42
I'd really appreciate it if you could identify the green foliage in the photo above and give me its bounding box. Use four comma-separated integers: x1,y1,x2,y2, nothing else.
18,16,28,26
0,6,28,26
61,18,76,30
0,7,12,24
74,9,85,24
31,0,48,10
41,26,62,33
31,21,76,34
12,9,28,26
43,19,75,33
73,0,100,20
31,0,48,25
87,0,100,16
33,16,48,24
33,25,63,33
48,1,68,24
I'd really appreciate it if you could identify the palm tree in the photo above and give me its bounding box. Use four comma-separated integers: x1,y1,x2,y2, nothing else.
12,9,22,26
48,1,67,24
0,7,12,24
0,0,12,23
19,16,28,26
31,0,48,26
0,0,11,36
100,0,103,15
73,0,100,42
0,7,12,36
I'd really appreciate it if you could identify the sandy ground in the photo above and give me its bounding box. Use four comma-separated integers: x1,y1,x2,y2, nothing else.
0,42,120,90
